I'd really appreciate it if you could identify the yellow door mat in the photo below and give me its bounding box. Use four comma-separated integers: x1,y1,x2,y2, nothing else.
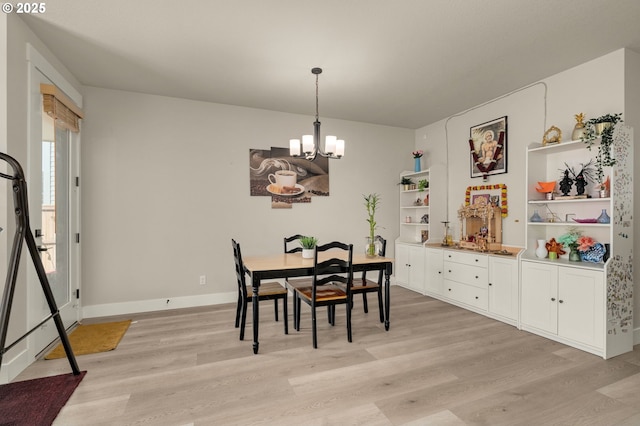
45,320,131,359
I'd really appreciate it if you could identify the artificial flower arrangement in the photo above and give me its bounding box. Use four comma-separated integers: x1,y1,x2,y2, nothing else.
412,150,424,158
555,227,603,262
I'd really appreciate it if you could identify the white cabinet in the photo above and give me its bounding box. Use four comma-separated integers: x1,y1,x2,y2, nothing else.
522,125,633,359
394,243,425,294
521,261,604,353
442,249,489,312
424,247,443,296
488,256,519,324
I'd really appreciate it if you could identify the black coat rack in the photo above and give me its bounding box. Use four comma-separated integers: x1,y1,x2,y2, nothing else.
0,152,80,376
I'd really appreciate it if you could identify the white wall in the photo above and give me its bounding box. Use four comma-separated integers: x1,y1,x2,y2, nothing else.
415,50,626,247
80,87,413,316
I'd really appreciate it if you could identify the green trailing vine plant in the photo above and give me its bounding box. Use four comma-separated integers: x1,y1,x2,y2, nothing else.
581,113,623,185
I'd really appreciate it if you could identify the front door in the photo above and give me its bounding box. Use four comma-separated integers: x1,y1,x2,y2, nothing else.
27,67,80,358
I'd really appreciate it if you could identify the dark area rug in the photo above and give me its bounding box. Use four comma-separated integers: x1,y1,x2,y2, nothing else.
0,371,86,426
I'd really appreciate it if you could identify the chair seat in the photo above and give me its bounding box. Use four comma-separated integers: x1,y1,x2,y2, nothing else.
350,278,380,292
295,284,348,303
251,281,287,297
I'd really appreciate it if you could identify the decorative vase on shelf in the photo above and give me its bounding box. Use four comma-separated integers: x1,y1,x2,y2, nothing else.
535,239,548,258
414,157,421,172
569,246,581,262
597,209,610,224
530,210,543,222
571,113,586,140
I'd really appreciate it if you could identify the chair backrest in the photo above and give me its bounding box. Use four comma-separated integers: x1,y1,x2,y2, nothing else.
284,234,304,253
231,239,248,299
313,241,354,293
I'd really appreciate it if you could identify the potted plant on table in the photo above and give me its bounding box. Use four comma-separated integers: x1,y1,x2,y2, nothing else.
581,113,623,194
299,236,318,259
364,193,381,257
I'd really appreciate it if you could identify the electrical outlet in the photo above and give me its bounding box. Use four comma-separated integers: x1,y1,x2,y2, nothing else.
199,275,206,285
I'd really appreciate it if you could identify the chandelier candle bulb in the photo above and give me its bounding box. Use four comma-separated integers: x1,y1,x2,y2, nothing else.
302,135,314,154
289,139,301,156
336,139,345,157
325,135,337,154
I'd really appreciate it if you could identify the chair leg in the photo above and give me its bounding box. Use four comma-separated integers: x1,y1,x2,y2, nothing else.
274,299,279,321
291,291,297,330
377,289,384,323
295,295,301,331
283,295,289,335
239,299,248,341
312,305,318,349
235,293,242,328
346,302,352,343
362,293,369,313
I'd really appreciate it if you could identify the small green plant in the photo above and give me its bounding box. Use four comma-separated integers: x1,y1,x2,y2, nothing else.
299,236,318,249
364,193,381,256
399,176,413,186
418,179,429,191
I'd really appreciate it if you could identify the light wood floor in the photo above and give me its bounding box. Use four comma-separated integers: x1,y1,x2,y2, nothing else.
15,286,640,425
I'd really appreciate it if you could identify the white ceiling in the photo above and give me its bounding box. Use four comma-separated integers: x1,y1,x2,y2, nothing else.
21,0,640,129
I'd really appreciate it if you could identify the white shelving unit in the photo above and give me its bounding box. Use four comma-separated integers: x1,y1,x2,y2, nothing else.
398,169,431,245
521,125,633,359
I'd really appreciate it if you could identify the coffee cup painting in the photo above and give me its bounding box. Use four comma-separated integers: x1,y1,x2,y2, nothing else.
249,147,329,209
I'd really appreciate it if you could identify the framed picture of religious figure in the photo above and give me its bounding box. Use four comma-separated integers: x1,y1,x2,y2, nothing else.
469,116,507,178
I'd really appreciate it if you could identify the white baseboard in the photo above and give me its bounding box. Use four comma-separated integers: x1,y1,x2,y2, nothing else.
0,347,29,384
82,292,237,319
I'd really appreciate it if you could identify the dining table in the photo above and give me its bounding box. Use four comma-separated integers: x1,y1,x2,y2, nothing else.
242,251,394,354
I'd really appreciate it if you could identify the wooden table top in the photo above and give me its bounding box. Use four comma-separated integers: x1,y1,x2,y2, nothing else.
243,252,393,273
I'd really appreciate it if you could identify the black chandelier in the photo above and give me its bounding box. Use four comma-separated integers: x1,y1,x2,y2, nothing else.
289,67,344,160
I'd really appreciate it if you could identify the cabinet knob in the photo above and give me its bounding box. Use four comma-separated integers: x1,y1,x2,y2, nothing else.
448,270,452,273
559,300,564,304
489,283,493,286
475,276,479,279
448,254,452,258
475,259,479,262
551,298,556,302
438,271,442,274
448,288,452,291
475,296,479,299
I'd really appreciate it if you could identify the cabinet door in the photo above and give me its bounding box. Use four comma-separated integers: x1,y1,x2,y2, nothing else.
488,256,518,321
407,246,426,294
425,248,443,295
394,243,410,286
521,261,558,334
558,267,605,349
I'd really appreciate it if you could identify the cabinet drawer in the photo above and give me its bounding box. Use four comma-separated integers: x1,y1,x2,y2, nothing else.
444,261,488,289
444,280,488,311
443,250,488,267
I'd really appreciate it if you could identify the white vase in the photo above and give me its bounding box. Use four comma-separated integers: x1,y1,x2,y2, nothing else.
302,248,314,259
535,239,548,258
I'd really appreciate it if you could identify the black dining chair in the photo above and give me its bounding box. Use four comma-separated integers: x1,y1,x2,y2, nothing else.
283,234,304,254
232,239,288,340
349,235,386,322
292,241,354,348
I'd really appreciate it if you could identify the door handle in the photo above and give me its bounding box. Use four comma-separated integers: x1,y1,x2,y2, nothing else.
37,246,48,252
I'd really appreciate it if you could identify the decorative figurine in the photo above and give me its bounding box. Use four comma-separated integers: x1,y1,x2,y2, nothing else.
559,169,573,196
